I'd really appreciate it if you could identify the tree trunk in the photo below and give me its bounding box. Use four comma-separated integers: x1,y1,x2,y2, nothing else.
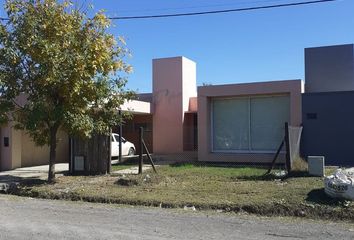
48,127,58,182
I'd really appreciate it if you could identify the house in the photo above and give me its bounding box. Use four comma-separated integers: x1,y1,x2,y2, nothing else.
301,44,354,166
128,56,303,164
1,44,353,171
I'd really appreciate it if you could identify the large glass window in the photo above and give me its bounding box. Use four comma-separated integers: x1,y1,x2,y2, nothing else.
212,98,249,151
212,95,290,152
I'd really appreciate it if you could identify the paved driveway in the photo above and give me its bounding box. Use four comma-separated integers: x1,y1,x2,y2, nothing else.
0,164,69,178
0,162,152,190
0,163,69,190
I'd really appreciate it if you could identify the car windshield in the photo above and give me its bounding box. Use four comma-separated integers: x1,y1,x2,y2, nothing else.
113,134,126,142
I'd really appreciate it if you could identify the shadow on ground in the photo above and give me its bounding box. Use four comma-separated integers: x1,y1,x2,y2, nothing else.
0,175,48,193
169,162,312,181
306,188,350,206
0,175,47,185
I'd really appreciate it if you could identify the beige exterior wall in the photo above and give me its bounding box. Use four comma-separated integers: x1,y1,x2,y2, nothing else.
152,56,197,154
11,126,22,168
21,130,68,167
0,123,22,170
0,124,69,170
197,80,303,163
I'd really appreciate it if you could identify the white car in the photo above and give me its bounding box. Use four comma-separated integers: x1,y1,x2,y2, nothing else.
111,133,136,157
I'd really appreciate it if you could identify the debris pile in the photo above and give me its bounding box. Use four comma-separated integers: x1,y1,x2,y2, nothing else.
324,168,354,200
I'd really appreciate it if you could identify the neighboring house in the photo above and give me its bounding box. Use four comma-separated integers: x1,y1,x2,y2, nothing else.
0,94,69,170
0,123,69,171
1,44,353,170
302,44,354,166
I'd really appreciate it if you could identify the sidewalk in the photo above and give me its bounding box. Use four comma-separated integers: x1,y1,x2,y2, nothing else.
0,163,155,191
112,165,153,175
0,164,69,178
0,163,69,192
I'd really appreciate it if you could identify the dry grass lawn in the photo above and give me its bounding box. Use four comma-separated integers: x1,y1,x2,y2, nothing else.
12,163,354,221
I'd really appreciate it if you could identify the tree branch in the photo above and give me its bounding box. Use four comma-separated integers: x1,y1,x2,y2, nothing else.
11,98,24,109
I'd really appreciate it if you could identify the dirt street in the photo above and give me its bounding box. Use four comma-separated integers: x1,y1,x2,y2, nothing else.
0,195,352,240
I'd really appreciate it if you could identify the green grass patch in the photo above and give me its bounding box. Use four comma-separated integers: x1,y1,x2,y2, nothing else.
170,163,267,177
9,163,354,221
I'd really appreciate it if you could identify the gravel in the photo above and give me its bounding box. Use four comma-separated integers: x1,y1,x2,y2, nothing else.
0,195,353,240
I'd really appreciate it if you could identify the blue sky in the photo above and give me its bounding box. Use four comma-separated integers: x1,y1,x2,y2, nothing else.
1,0,354,93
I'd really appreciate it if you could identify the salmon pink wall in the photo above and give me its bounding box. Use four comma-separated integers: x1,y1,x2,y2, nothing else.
188,97,198,112
152,57,196,154
197,80,303,163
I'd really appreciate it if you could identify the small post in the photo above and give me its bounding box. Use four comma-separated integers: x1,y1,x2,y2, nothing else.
284,122,291,173
118,110,123,163
107,130,112,174
266,139,284,174
138,127,143,174
142,140,157,173
69,137,73,174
